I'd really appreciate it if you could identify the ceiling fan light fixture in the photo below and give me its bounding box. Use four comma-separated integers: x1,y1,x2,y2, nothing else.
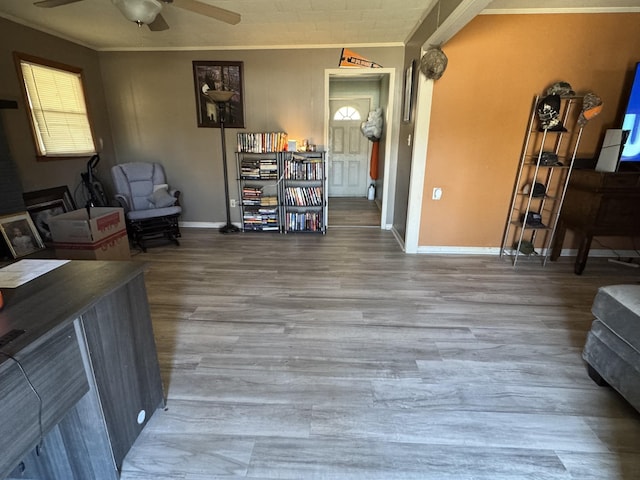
112,0,163,25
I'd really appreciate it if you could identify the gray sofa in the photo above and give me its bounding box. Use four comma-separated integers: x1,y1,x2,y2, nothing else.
583,284,640,412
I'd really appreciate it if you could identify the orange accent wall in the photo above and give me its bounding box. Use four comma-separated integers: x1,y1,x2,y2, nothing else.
419,13,640,248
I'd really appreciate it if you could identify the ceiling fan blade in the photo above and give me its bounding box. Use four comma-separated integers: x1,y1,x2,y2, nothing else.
148,12,170,31
34,0,83,7
171,0,240,25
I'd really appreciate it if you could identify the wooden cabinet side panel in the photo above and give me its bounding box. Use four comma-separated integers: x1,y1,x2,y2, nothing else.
126,274,165,413
595,195,640,232
558,189,599,230
81,273,164,469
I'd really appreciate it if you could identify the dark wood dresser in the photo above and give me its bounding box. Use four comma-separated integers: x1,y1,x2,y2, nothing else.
0,261,164,479
550,169,640,274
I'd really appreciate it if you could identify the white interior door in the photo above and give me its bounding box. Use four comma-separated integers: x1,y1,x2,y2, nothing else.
329,98,370,197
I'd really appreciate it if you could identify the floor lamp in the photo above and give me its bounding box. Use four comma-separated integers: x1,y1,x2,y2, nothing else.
205,90,240,234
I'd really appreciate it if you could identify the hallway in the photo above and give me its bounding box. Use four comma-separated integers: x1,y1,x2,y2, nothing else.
328,197,381,227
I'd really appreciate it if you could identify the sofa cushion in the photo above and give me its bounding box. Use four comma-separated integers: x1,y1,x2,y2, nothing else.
591,284,640,350
583,320,640,411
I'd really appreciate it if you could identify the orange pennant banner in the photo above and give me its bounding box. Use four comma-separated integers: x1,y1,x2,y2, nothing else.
339,48,383,68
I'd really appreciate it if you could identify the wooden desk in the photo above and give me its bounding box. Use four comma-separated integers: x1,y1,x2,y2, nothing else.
0,261,164,479
550,169,640,274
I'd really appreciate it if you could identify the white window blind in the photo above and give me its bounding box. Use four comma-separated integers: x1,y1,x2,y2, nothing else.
19,60,96,157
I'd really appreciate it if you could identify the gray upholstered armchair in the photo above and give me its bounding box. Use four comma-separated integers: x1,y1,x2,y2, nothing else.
111,162,182,252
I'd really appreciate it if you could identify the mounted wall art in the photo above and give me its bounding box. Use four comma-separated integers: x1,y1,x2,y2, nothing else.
192,61,245,128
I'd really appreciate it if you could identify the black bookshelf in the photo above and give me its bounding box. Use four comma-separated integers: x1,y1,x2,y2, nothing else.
281,151,326,233
235,151,327,233
237,152,282,232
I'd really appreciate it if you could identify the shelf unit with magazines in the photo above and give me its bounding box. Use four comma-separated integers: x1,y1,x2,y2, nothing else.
236,152,281,232
281,151,327,233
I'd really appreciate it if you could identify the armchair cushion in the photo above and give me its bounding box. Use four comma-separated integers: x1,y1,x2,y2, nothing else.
149,187,177,208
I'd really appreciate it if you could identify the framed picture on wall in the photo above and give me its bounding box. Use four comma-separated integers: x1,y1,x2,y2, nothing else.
0,212,45,258
23,186,76,244
403,60,415,123
192,61,245,128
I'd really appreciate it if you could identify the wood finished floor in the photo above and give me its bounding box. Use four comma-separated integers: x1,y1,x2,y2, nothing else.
328,197,380,227
121,226,640,480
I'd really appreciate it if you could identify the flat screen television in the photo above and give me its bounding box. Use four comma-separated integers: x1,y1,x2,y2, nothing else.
620,62,640,165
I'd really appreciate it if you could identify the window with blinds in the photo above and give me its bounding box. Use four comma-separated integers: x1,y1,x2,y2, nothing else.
15,53,96,159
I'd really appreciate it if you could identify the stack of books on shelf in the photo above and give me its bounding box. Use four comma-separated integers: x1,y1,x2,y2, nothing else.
284,186,323,206
237,132,288,153
260,196,278,206
241,186,263,206
242,186,278,206
285,211,322,232
240,160,261,179
240,158,278,180
259,159,278,179
285,155,324,180
243,208,279,231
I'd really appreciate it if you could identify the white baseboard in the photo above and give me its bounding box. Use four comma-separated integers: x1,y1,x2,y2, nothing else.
417,246,501,255
416,246,640,258
390,226,406,251
180,221,241,229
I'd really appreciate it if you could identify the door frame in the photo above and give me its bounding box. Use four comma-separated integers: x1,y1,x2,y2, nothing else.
324,68,397,230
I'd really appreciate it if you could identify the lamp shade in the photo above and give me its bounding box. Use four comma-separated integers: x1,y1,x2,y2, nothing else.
204,90,235,103
112,0,163,25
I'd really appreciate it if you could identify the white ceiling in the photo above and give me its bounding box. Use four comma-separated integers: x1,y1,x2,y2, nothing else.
0,0,639,51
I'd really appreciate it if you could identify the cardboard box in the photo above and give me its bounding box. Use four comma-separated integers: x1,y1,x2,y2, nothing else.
49,207,131,261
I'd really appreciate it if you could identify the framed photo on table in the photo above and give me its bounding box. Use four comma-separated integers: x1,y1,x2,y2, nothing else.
0,212,45,258
192,60,245,128
23,186,76,244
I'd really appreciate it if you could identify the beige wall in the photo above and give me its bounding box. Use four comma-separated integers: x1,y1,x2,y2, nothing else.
0,17,115,203
419,13,640,249
99,48,402,224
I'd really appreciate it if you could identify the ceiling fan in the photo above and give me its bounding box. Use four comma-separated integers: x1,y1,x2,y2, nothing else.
34,0,241,31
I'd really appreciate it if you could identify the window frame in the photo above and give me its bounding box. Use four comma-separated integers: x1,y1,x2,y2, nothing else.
13,52,97,162
333,106,362,121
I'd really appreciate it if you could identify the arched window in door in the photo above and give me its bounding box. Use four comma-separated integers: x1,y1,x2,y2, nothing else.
333,106,361,121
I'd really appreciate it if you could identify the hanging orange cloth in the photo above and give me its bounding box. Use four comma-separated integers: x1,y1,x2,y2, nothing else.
369,140,380,180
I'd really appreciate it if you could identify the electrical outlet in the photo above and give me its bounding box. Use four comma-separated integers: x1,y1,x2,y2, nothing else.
230,199,237,208
432,187,443,200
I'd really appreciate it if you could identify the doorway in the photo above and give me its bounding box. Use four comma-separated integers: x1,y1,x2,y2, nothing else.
325,69,395,229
